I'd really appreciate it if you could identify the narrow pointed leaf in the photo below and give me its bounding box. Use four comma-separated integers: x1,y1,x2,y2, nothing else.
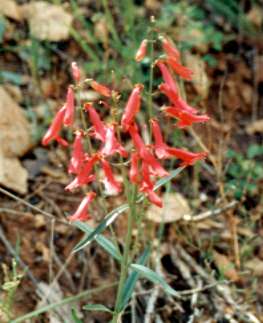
83,304,112,313
73,167,185,252
73,221,122,262
119,246,151,311
130,264,179,298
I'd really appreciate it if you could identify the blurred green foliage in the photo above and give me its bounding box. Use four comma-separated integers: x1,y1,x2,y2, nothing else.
225,145,263,199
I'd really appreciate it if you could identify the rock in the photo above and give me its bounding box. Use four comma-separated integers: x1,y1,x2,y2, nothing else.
21,1,73,41
0,0,22,21
0,152,28,194
0,87,31,157
0,87,31,193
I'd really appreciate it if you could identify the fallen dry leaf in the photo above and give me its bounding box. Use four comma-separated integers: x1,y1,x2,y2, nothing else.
213,251,239,282
0,0,22,21
185,53,210,99
21,2,73,41
146,193,191,223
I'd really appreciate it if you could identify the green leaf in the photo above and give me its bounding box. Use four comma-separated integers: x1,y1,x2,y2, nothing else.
73,167,185,253
71,308,83,323
73,221,122,262
130,264,179,298
119,246,151,311
83,304,112,313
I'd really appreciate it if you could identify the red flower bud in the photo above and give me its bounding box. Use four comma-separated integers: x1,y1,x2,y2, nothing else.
71,62,81,83
121,84,143,132
135,39,148,62
90,80,112,97
63,86,75,127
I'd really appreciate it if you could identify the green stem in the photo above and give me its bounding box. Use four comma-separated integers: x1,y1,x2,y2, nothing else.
112,185,137,322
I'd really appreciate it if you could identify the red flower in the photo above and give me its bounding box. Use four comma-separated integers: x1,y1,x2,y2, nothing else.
90,80,112,97
129,152,140,183
163,106,210,128
65,154,98,191
135,39,148,62
84,103,107,141
68,131,85,174
150,118,170,159
172,96,198,115
159,83,179,106
63,86,75,127
129,124,169,178
166,57,193,81
140,162,163,208
160,36,180,61
42,106,67,146
156,61,178,96
101,125,127,157
71,62,81,83
101,159,122,195
121,84,143,132
68,192,96,221
166,147,208,166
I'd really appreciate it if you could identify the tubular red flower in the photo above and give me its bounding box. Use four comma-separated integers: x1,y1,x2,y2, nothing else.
163,106,210,128
173,96,198,115
68,192,96,221
68,131,85,174
159,83,179,105
166,147,207,166
121,84,143,132
159,85,198,115
42,106,67,146
140,162,163,208
156,61,178,96
90,80,112,97
150,119,170,159
63,86,75,127
84,103,107,141
101,159,122,196
65,154,98,191
135,39,148,62
71,62,81,83
166,57,193,81
129,152,140,183
160,36,181,61
100,125,127,157
129,124,169,178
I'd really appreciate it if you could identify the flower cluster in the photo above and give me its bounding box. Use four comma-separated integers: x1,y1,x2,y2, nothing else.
42,35,209,221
